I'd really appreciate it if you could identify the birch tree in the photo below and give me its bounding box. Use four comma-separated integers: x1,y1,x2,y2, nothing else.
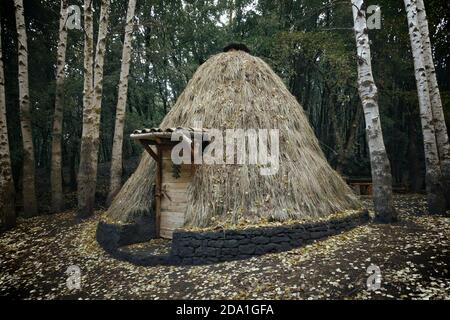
78,0,111,217
51,0,69,213
82,0,94,133
107,0,137,205
404,0,446,214
14,0,38,217
416,0,450,207
351,0,396,222
0,22,16,231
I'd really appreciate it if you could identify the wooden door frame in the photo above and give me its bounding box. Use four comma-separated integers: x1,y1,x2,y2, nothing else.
139,140,162,238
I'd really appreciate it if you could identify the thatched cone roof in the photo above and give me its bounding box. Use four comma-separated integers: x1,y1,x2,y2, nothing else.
106,50,361,228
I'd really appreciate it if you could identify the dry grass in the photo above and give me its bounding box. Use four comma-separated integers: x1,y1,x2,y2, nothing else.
107,51,362,227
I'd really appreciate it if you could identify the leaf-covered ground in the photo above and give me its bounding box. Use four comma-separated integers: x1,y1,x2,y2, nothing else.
0,195,448,300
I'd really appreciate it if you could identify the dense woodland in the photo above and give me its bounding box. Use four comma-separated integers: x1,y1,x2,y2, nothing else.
0,0,449,219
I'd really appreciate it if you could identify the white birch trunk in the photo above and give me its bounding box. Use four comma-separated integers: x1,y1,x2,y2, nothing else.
0,22,16,230
416,0,450,207
82,0,94,127
77,0,111,217
351,0,396,222
14,0,38,217
107,0,137,205
51,0,69,213
404,0,446,214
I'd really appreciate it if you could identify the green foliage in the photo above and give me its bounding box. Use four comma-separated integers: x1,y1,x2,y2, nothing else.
272,31,355,86
1,0,449,191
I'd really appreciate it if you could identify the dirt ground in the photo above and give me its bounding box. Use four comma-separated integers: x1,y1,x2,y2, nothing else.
0,194,448,300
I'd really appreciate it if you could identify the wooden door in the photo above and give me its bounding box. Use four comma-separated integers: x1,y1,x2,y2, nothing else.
159,147,194,239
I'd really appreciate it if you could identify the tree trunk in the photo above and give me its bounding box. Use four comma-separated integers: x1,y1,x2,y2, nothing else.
107,0,137,205
336,103,362,174
404,0,446,214
77,0,94,217
50,0,69,213
416,0,450,208
82,0,94,129
77,0,110,218
229,0,234,25
407,106,423,193
329,92,345,171
351,0,397,222
14,0,38,217
0,22,16,231
69,141,78,191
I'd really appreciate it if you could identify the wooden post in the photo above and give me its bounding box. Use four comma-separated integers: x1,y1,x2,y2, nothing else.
155,145,162,238
139,140,162,238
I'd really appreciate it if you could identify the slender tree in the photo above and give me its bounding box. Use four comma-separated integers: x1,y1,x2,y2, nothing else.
0,20,16,231
416,0,450,207
229,0,234,25
82,0,94,131
107,0,137,205
77,0,111,217
336,104,362,174
14,0,38,217
51,0,69,213
404,0,446,214
351,0,397,222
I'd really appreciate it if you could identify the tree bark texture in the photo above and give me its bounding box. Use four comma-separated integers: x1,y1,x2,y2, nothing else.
404,0,446,214
0,21,16,230
352,0,397,222
14,0,38,217
107,0,137,205
77,0,110,217
51,0,69,213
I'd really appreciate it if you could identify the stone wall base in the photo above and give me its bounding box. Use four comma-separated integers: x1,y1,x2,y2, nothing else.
170,210,369,265
96,210,369,266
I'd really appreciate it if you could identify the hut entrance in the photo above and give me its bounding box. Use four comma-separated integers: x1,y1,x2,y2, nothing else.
159,146,194,238
130,128,207,239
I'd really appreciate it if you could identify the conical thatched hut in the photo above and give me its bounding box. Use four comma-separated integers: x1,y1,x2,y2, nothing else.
99,47,362,245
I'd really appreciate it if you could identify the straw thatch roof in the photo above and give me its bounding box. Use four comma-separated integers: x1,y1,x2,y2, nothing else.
106,50,362,228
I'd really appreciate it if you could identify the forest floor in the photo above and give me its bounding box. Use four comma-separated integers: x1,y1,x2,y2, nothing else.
0,194,449,300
